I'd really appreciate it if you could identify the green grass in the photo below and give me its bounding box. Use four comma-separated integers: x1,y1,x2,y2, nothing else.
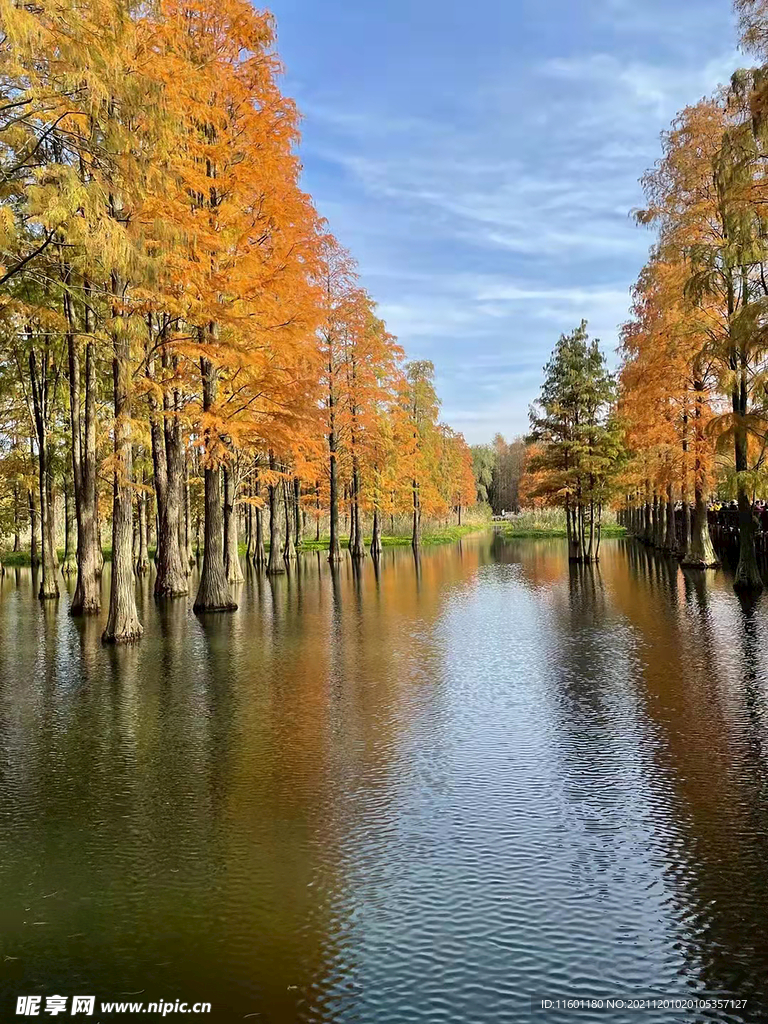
1,547,76,567
2,523,488,568
497,523,626,539
241,523,486,555
2,545,123,567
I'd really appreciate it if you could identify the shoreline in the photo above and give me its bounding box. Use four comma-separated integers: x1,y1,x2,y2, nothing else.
495,524,627,539
0,524,490,568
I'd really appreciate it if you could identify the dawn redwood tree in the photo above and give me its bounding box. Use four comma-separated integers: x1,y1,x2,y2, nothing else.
638,94,768,588
529,322,620,563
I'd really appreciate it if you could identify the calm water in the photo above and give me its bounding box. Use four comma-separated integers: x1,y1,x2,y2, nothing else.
2,535,768,1023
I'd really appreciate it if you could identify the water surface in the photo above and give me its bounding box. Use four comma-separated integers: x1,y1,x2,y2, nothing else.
1,536,768,1023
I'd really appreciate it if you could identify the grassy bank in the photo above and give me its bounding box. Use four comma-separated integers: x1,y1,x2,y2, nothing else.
297,524,485,552
496,508,626,539
1,547,76,568
497,523,627,539
1,524,488,568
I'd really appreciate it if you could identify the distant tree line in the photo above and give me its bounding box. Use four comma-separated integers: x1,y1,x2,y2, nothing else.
471,435,527,515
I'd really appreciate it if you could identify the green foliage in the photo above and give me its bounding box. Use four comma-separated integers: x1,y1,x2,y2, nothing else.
497,508,626,538
471,444,494,503
470,435,526,513
527,322,625,558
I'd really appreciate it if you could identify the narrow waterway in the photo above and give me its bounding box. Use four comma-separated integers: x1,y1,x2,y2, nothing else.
1,535,767,1023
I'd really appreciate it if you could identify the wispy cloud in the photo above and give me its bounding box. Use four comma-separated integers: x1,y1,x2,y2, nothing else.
276,0,744,441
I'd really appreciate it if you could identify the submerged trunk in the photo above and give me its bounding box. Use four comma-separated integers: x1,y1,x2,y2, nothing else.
62,477,77,575
28,486,39,568
681,412,690,556
95,501,104,577
266,450,284,575
733,378,762,591
245,484,254,564
293,476,302,551
282,477,297,563
585,495,595,563
315,480,321,542
183,455,194,570
411,477,421,551
570,506,581,561
12,483,20,551
71,338,100,613
135,489,149,574
194,356,236,612
350,463,365,558
28,351,58,600
370,507,382,557
102,284,143,643
680,484,690,556
152,348,188,598
664,484,677,553
652,490,664,549
224,466,244,583
328,436,341,563
682,388,718,569
253,470,266,567
594,503,603,562
682,485,719,568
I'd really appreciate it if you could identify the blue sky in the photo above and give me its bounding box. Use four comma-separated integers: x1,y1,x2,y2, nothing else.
271,0,742,443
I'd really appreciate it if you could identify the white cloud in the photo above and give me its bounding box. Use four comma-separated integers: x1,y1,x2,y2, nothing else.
291,0,744,442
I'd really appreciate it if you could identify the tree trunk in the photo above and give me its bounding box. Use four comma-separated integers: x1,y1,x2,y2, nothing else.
135,488,149,574
664,484,677,553
224,466,244,583
682,485,719,568
293,476,302,551
370,506,382,557
651,491,660,548
95,499,104,577
28,351,58,599
62,476,77,575
411,477,420,551
680,484,690,555
351,462,365,558
12,483,20,552
28,484,40,568
245,480,254,564
586,500,595,562
253,469,266,567
733,376,762,591
194,356,237,612
282,477,297,563
266,451,284,575
595,503,603,562
102,283,143,643
315,480,321,542
681,410,690,555
682,389,718,569
152,347,188,598
328,434,341,563
70,304,101,612
183,453,194,570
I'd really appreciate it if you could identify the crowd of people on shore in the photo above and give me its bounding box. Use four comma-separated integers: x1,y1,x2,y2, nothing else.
678,500,768,532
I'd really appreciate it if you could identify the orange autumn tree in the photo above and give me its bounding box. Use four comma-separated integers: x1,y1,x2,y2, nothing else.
0,0,480,640
632,90,768,588
140,0,323,612
619,252,719,566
